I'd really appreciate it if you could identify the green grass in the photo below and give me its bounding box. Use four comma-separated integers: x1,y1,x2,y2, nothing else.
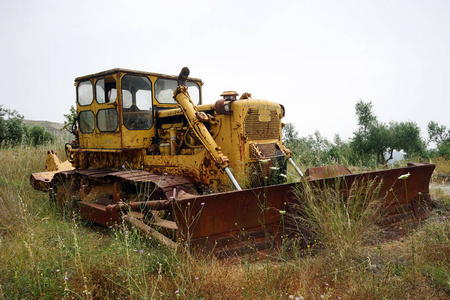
0,143,449,299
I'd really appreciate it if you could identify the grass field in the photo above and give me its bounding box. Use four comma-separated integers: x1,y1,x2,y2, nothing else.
0,143,449,299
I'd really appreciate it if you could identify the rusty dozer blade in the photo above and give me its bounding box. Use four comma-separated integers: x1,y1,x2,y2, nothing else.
34,162,434,257
166,162,434,256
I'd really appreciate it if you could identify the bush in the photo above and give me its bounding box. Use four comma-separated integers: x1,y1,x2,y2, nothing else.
27,125,55,146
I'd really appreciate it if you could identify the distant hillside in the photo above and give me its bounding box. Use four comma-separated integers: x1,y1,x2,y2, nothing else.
23,120,73,142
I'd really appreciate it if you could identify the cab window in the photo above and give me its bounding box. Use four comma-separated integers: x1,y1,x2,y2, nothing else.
96,78,117,104
97,109,118,132
121,75,153,130
77,81,93,106
155,78,200,104
79,111,95,133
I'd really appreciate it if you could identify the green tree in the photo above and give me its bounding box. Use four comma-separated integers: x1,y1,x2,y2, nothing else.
355,100,377,132
0,105,55,146
427,121,450,158
62,105,77,134
390,121,426,157
0,105,27,145
351,100,388,165
282,122,298,144
351,100,425,165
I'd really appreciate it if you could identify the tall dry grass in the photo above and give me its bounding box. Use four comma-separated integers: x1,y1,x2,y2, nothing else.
287,178,384,261
0,143,449,299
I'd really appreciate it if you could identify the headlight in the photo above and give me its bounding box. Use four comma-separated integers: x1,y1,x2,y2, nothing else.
214,99,233,114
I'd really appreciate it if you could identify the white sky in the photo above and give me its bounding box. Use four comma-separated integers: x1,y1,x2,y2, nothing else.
0,0,448,141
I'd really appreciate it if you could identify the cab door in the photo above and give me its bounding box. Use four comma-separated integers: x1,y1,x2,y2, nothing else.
119,74,154,149
93,75,121,149
76,75,121,149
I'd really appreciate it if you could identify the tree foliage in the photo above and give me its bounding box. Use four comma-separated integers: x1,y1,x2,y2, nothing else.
283,100,429,168
283,125,353,167
282,122,298,144
0,105,28,145
61,105,77,133
427,121,450,158
28,125,55,146
351,100,425,165
0,105,55,146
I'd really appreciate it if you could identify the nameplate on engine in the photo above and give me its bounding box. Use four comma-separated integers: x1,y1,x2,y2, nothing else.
258,109,271,122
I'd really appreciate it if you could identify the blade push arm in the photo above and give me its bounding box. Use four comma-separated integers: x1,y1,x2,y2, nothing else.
173,67,241,190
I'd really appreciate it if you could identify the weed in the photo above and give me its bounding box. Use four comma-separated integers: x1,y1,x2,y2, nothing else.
287,177,384,261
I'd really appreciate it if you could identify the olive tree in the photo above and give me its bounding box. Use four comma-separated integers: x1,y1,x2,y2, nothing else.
351,100,425,165
427,121,450,158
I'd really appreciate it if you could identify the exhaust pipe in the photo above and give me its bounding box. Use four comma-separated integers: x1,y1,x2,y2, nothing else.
177,67,190,86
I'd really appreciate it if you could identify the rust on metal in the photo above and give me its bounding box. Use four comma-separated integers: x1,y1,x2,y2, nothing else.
305,164,352,180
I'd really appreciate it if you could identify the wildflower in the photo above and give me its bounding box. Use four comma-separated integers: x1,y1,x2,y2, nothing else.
279,210,286,215
164,172,168,176
122,165,125,169
175,290,179,294
289,296,294,299
140,250,144,253
398,172,410,180
201,202,205,206
169,196,174,200
195,277,199,280
443,216,447,219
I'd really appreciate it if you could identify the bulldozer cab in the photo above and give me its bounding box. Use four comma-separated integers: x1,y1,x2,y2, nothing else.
75,69,202,150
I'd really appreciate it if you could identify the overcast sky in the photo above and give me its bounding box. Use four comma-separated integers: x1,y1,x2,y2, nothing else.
0,0,448,141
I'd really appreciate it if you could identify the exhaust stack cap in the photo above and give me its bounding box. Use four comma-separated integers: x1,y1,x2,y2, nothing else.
177,67,190,86
220,91,238,100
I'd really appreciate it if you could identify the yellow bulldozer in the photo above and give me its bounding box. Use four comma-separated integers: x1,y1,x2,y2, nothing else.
31,67,435,257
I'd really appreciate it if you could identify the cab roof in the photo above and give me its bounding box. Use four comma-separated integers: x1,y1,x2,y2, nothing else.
75,68,203,83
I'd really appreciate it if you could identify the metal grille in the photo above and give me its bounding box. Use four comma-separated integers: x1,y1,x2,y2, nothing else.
249,142,285,160
244,109,280,140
